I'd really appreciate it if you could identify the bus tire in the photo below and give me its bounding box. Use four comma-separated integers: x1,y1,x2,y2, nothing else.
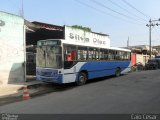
76,72,87,86
115,68,121,77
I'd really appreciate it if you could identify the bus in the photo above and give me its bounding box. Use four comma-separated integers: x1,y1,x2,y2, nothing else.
36,39,131,85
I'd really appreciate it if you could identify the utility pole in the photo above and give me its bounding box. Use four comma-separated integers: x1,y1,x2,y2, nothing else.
20,0,24,18
127,36,129,48
146,18,160,59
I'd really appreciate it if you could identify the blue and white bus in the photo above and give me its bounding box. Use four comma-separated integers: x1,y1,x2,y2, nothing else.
36,26,131,85
36,39,131,85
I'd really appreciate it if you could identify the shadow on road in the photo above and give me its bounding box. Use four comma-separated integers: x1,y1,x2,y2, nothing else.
0,74,129,106
86,74,128,85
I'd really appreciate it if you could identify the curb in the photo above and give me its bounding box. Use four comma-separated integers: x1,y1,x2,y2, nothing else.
0,82,48,106
0,82,76,106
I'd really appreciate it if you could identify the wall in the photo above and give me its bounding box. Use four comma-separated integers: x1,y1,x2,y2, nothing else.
0,12,25,85
64,26,110,48
136,54,144,64
131,53,136,65
132,54,150,65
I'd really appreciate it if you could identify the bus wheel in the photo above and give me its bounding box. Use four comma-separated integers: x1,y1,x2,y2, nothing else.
76,72,87,86
115,68,121,77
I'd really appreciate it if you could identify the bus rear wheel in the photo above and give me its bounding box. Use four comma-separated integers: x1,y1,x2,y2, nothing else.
76,72,87,86
115,68,121,77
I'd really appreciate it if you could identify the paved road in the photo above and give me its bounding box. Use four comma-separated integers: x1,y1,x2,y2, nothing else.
0,70,160,114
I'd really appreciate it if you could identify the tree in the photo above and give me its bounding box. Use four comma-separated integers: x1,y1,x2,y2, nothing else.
71,25,91,32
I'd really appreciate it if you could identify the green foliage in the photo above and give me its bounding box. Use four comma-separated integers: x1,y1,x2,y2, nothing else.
71,25,91,32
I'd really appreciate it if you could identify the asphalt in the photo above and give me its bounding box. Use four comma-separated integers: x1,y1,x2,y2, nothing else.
0,69,160,114
0,69,151,106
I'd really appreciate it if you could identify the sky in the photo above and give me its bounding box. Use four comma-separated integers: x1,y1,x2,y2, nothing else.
0,0,160,47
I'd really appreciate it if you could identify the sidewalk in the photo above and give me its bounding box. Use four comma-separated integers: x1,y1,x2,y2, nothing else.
0,76,74,106
0,80,56,106
0,80,45,98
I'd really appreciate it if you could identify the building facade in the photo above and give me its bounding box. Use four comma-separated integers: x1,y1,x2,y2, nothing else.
127,45,157,65
0,11,25,85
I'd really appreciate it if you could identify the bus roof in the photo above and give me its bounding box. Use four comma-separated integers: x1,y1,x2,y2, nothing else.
38,39,131,52
109,47,131,52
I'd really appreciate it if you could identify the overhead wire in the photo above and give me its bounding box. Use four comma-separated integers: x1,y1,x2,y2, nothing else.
75,0,144,26
90,0,145,24
121,0,150,19
75,0,159,46
107,0,148,22
119,0,160,44
75,0,122,20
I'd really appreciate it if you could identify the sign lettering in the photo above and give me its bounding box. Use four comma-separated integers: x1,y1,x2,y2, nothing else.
69,33,89,43
93,38,106,45
65,26,110,47
69,33,106,45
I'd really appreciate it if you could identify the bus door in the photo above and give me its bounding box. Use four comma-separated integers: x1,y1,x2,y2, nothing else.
63,45,77,83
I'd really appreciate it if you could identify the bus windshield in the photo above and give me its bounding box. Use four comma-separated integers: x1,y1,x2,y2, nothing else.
36,40,62,69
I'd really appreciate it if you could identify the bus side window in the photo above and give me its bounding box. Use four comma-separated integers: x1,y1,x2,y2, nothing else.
67,52,76,61
78,47,87,61
71,51,76,60
64,45,77,61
